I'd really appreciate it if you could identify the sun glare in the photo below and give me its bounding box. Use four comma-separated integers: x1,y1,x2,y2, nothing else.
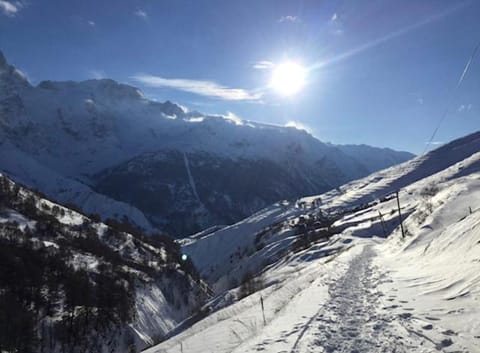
270,61,306,96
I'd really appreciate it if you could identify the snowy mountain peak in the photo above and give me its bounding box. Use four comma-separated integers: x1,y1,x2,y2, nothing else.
155,99,190,118
0,51,30,91
84,78,145,100
0,49,414,236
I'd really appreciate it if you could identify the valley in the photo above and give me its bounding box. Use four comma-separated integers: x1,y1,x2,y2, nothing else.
144,132,480,353
1,6,479,350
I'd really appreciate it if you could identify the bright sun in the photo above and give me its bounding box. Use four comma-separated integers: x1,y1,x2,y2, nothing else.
270,61,306,96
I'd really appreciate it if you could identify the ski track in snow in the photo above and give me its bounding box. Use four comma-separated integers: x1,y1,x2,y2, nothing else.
183,152,202,205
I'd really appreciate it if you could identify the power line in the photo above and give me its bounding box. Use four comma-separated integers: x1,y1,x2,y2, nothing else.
423,39,480,155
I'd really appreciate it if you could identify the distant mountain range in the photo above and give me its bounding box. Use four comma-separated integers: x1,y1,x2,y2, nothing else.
0,50,413,236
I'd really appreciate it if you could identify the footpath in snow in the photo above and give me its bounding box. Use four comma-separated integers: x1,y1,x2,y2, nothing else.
290,245,473,353
146,239,478,353
291,245,402,353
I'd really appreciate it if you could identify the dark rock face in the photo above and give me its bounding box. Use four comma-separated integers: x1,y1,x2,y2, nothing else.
94,150,338,236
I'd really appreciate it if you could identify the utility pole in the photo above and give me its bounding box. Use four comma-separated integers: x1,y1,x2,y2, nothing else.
396,191,405,238
378,210,387,237
260,295,266,326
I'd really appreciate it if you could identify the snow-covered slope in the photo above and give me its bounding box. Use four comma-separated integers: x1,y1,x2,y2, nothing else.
181,131,479,285
305,130,480,211
0,50,413,236
146,131,479,353
0,173,209,353
374,160,480,350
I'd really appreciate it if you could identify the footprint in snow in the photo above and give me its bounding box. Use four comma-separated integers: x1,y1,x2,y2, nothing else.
442,329,456,336
387,304,400,309
347,330,358,338
436,338,453,349
399,312,412,319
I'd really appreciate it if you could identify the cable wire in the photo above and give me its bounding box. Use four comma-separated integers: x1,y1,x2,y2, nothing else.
423,39,480,155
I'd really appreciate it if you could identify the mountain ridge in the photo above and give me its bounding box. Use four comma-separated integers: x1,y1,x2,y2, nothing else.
0,50,414,236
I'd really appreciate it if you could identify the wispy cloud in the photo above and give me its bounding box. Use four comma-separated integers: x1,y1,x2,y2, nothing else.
132,74,262,101
88,20,96,27
88,69,107,79
0,0,22,17
134,9,148,20
278,15,299,23
458,103,472,112
253,60,274,70
328,12,344,35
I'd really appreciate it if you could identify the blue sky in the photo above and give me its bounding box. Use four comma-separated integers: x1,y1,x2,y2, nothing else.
0,0,479,154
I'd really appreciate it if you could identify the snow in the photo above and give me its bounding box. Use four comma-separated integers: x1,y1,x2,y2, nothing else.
132,284,179,346
183,152,202,205
0,141,154,231
302,131,480,212
0,208,36,230
182,201,304,286
144,241,358,353
0,171,212,353
182,135,480,288
145,132,480,353
71,252,100,271
373,173,480,351
42,240,59,248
